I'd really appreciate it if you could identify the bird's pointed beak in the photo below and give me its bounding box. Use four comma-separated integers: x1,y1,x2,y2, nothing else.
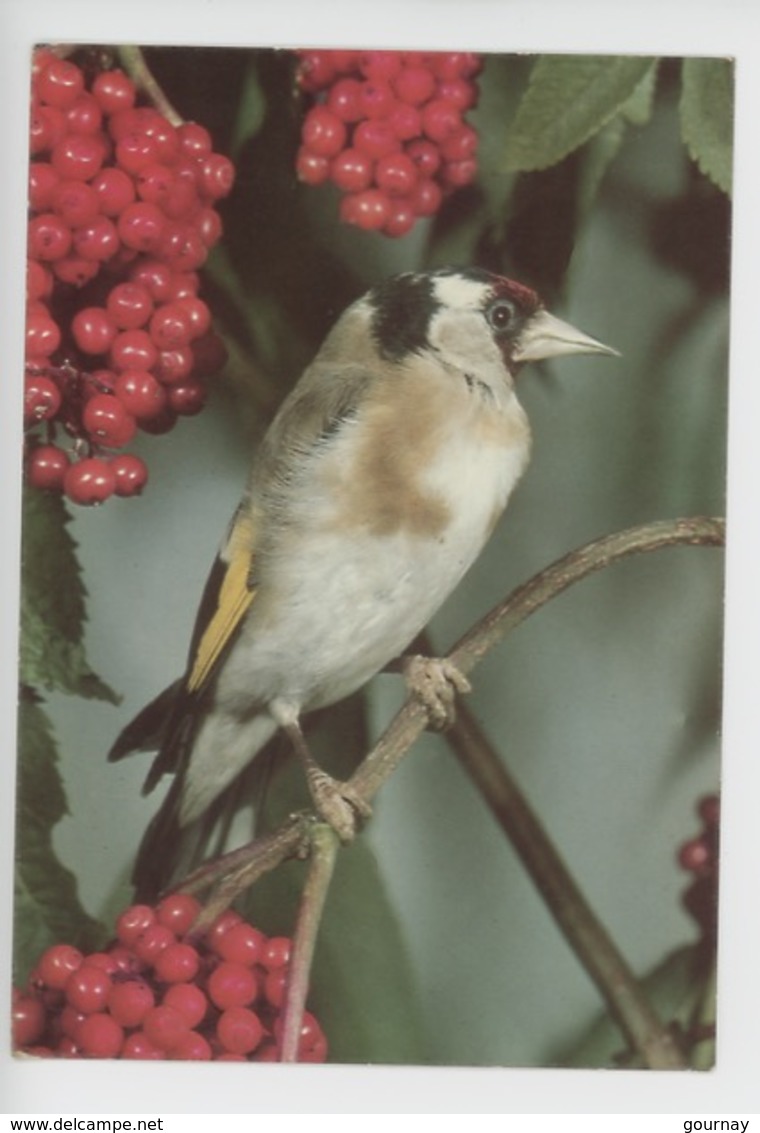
513,309,620,364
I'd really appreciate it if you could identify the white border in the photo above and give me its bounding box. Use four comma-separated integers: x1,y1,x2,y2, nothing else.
2,0,759,1116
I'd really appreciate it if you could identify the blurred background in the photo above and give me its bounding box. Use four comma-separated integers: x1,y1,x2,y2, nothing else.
19,47,728,1066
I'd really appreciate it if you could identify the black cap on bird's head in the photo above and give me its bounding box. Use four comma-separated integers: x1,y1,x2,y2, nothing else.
367,267,618,374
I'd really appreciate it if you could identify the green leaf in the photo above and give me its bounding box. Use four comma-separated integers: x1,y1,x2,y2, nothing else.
19,490,118,702
621,60,659,125
577,115,627,218
507,55,657,172
229,58,268,159
14,694,105,983
680,58,734,195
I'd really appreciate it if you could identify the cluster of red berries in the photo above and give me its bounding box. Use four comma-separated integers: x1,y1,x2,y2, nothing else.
295,49,482,237
25,49,232,506
677,793,719,942
12,894,326,1061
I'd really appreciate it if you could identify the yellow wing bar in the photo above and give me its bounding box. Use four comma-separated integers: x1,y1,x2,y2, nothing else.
186,512,256,694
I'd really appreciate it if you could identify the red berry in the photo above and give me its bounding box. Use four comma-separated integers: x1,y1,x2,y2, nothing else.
29,162,61,210
29,104,67,155
406,138,442,178
66,93,104,136
129,258,173,302
149,301,194,349
118,201,167,253
71,306,118,355
296,147,330,186
106,281,154,330
262,936,292,970
27,259,53,301
410,177,443,217
169,378,207,414
26,309,61,357
386,101,422,142
215,922,265,967
153,942,201,984
36,943,84,990
436,77,478,111
678,835,713,876
28,212,72,262
12,992,46,1048
440,124,478,163
36,59,85,109
190,331,227,377
353,118,400,160
91,69,136,115
110,329,159,373
207,961,258,1010
198,153,235,199
116,904,157,945
24,374,62,424
394,64,436,105
52,255,100,288
154,346,194,386
111,453,149,497
50,133,106,181
177,121,213,160
170,1031,212,1060
83,392,136,447
216,1006,264,1055
133,923,176,965
51,178,100,227
340,188,390,230
441,159,477,189
206,909,244,951
326,77,364,122
71,215,119,262
26,443,70,490
162,982,208,1029
331,148,373,193
65,964,112,1014
78,1012,124,1058
422,98,463,143
359,51,403,84
64,457,116,505
114,370,166,419
91,167,135,215
121,1031,163,1060
375,152,418,197
698,794,720,827
383,198,417,238
263,967,288,1009
142,1004,190,1052
155,892,202,935
106,979,155,1027
359,81,395,120
301,106,347,158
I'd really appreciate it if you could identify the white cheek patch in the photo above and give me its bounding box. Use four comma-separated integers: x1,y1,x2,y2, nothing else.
432,274,489,310
428,308,504,377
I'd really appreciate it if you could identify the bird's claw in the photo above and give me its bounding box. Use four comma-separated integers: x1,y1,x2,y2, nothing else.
402,654,472,730
306,768,372,843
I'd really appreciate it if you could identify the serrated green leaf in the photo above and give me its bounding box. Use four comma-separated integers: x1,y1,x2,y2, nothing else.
14,696,105,983
507,55,657,172
19,490,118,702
680,58,734,195
577,115,627,217
621,60,659,125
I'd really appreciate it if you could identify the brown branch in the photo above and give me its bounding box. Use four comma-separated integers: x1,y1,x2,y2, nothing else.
446,699,687,1069
279,825,339,1062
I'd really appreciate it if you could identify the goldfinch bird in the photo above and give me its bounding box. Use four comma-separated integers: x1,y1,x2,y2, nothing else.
109,266,616,897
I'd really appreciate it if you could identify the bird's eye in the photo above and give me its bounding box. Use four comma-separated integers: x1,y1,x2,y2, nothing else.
487,298,517,334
